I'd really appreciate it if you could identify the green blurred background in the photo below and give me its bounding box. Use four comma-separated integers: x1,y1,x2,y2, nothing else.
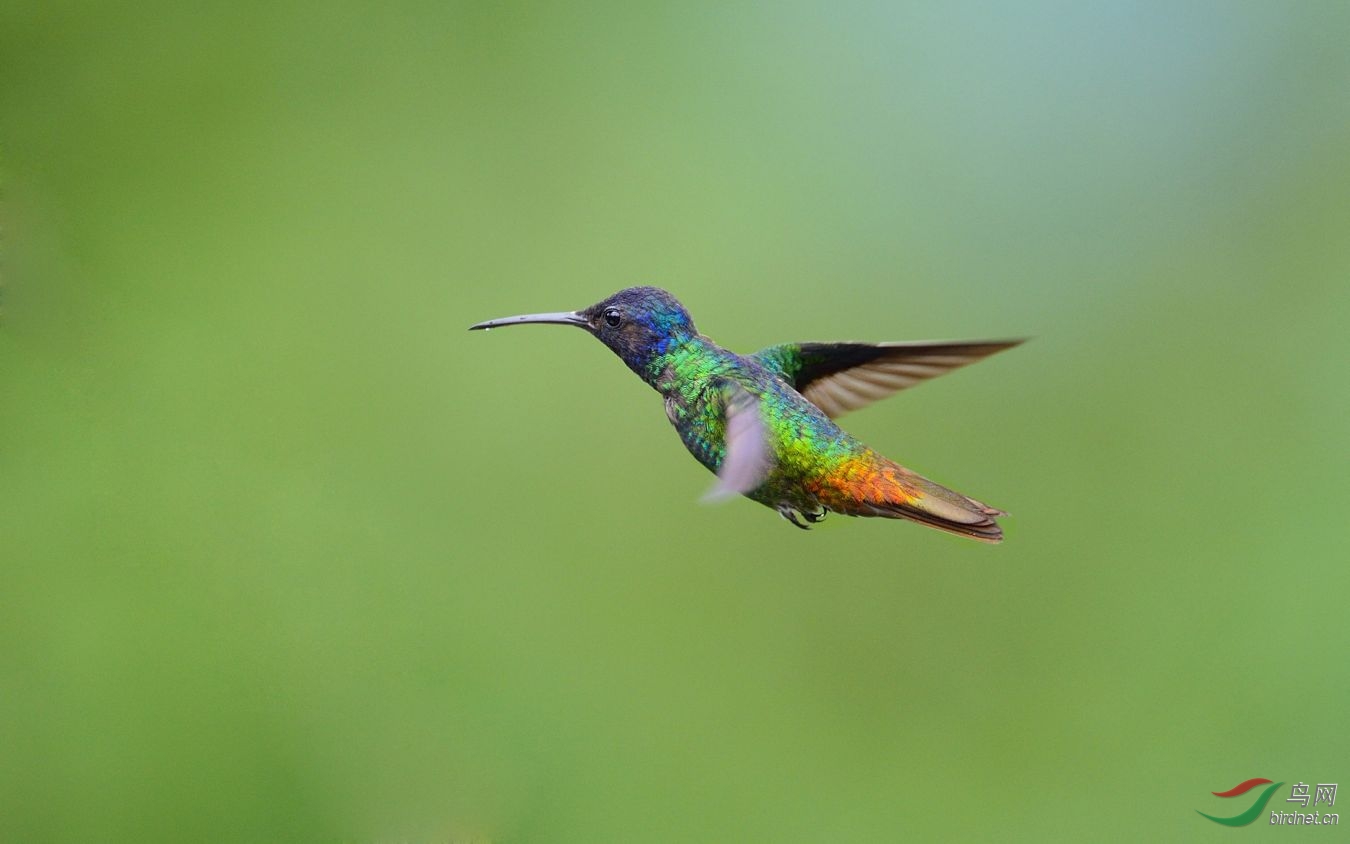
2,2,1348,841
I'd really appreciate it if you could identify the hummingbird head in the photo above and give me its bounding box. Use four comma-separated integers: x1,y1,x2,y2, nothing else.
470,286,698,376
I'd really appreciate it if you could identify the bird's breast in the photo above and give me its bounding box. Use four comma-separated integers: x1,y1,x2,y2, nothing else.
663,382,729,475
663,394,681,426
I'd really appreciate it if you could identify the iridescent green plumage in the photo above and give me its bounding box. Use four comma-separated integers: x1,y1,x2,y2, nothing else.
471,286,1022,541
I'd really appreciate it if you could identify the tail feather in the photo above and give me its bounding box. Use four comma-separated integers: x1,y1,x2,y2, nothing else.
821,459,1007,543
860,497,1005,543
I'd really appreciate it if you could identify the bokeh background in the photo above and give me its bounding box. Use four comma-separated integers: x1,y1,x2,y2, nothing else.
3,2,1348,841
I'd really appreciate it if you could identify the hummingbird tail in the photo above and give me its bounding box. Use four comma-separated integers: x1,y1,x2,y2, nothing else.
817,459,1007,542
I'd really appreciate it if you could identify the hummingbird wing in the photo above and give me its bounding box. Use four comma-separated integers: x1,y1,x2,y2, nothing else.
702,382,771,502
753,340,1023,419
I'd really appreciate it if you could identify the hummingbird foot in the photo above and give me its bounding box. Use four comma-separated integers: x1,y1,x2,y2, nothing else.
778,505,825,530
777,506,811,530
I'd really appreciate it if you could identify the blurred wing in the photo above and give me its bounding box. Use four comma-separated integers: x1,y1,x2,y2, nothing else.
702,382,771,502
753,339,1024,418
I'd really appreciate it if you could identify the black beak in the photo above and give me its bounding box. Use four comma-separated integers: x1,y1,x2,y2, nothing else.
468,311,590,331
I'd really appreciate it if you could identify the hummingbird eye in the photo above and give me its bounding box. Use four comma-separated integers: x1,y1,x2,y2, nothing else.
602,308,623,328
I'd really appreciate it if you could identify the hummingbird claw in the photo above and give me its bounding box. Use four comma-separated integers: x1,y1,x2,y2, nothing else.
778,506,812,530
804,509,827,524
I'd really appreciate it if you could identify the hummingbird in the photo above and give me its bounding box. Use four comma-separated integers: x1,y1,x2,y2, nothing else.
470,287,1022,542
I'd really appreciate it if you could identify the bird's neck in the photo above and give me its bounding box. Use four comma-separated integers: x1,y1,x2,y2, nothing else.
635,334,731,396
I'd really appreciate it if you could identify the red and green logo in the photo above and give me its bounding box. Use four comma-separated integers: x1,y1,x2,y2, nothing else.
1197,778,1283,826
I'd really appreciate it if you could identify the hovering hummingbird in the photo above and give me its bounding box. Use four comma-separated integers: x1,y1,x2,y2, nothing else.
470,287,1022,542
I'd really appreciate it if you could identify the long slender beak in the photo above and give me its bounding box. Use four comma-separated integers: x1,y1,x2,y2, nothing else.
468,311,590,331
